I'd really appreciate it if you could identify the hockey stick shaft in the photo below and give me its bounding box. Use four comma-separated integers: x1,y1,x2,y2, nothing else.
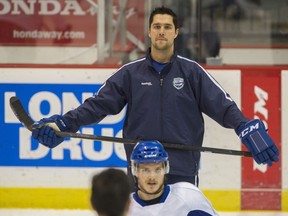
9,96,252,157
55,131,250,157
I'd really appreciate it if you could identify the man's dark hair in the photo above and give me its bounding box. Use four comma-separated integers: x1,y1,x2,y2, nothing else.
91,168,131,216
149,6,179,29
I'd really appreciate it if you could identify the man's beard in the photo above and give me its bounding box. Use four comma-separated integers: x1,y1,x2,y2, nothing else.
153,41,171,51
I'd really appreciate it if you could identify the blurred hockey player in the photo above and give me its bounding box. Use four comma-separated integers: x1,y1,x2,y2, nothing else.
128,140,219,216
91,168,131,216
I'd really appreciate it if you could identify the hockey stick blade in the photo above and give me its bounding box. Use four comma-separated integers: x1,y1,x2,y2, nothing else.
10,96,34,131
9,96,252,157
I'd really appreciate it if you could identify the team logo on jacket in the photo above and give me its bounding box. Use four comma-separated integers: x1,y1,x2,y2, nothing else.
173,77,184,90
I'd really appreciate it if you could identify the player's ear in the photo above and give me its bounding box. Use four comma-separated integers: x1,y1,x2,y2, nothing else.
174,28,179,38
148,27,151,38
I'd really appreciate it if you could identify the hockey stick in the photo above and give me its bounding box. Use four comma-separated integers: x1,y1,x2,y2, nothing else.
9,96,252,157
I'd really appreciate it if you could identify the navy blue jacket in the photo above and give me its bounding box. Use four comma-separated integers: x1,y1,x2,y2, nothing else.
64,50,248,176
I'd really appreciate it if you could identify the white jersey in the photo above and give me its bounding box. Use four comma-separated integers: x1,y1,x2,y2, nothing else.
128,182,219,216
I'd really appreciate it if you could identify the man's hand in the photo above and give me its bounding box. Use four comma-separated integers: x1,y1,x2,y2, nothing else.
32,115,70,148
237,119,279,166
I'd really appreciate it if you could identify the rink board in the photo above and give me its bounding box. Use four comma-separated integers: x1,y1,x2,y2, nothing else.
0,67,287,211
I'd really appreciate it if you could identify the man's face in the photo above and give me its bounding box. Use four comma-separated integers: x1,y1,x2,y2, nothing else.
148,14,179,51
136,163,165,196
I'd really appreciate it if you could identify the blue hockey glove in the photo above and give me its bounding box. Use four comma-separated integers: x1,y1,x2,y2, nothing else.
32,115,70,148
237,119,279,166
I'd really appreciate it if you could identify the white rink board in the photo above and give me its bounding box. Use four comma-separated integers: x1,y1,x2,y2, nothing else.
0,167,125,188
282,70,288,190
0,68,241,190
200,70,241,189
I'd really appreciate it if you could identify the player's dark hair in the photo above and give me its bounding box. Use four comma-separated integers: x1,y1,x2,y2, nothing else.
149,6,179,29
91,168,131,216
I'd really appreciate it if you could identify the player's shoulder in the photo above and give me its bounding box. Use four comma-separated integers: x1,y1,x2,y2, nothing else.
169,182,213,208
119,57,146,70
176,55,198,65
109,57,146,78
170,182,201,193
175,55,205,72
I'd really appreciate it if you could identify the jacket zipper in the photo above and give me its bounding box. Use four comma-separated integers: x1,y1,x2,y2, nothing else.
160,77,164,141
160,78,164,87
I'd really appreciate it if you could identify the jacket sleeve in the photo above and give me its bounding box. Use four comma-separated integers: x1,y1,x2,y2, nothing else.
191,63,249,130
63,69,128,132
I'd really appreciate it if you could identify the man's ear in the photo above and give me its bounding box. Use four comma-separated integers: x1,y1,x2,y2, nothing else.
175,28,179,38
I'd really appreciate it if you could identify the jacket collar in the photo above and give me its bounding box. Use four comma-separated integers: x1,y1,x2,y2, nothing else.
146,48,178,65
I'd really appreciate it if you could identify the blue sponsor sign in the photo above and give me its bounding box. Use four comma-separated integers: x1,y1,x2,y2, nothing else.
0,69,127,168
